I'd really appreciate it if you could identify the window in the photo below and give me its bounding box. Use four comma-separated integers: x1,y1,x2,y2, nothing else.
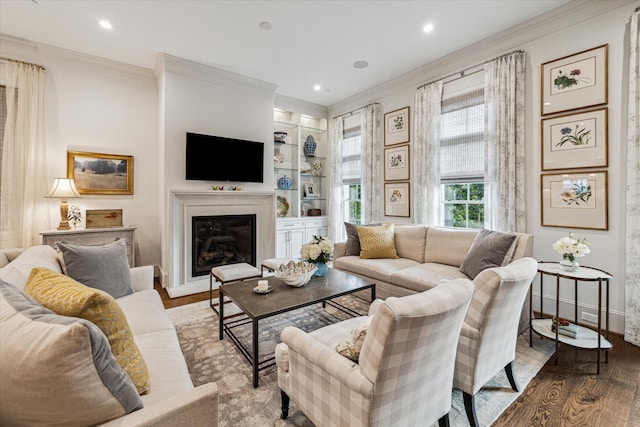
342,119,362,225
440,89,484,228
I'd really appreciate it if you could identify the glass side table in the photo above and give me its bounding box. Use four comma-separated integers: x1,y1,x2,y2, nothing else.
530,262,613,374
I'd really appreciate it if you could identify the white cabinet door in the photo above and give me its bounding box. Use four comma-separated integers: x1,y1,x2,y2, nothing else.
276,229,306,258
304,218,329,242
276,230,289,258
289,228,306,259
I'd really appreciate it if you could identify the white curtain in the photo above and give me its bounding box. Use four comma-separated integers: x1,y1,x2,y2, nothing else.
413,81,443,225
0,61,49,249
483,51,526,232
625,8,640,347
360,103,382,224
327,116,344,243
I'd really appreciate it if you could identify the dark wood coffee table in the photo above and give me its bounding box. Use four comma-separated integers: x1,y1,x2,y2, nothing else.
218,268,375,387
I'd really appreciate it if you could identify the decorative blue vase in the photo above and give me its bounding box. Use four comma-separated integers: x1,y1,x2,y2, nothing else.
303,135,316,157
278,175,292,190
313,262,328,277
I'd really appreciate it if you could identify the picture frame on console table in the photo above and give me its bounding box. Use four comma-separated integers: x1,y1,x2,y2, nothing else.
67,150,134,195
540,170,608,230
541,44,608,115
384,144,410,181
384,106,410,146
384,182,410,217
541,108,608,171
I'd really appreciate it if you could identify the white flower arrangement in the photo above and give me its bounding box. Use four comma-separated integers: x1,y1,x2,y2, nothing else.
67,203,82,228
300,235,333,264
552,232,590,262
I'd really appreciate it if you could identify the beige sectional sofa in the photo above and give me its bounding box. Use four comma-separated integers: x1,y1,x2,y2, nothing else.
333,225,533,329
0,245,218,426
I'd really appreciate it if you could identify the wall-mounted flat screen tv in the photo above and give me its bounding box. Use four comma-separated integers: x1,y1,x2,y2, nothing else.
186,132,264,183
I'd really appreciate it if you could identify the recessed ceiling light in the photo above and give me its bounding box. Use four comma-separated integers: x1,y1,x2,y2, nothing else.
423,23,434,33
313,84,321,91
99,20,113,30
259,21,273,30
353,60,368,69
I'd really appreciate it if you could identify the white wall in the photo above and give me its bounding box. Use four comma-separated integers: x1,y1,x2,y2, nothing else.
0,36,160,267
329,1,639,333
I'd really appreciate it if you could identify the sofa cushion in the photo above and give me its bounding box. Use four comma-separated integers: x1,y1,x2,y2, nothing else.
117,289,176,336
391,263,470,293
334,256,420,283
460,229,517,279
0,245,62,290
424,227,477,267
357,224,399,259
24,267,150,395
344,222,381,256
0,281,142,426
57,239,134,298
393,224,427,263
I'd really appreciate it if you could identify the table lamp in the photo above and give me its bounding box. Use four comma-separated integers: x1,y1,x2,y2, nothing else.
45,178,81,230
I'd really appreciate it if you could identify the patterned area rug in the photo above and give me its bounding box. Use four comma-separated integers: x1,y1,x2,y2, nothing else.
167,298,555,427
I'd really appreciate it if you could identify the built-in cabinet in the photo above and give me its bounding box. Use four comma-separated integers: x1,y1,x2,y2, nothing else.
275,217,329,258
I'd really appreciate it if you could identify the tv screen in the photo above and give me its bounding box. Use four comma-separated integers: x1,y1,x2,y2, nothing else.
186,132,264,183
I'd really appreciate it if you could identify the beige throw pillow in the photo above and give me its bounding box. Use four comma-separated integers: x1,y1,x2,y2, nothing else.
357,224,399,259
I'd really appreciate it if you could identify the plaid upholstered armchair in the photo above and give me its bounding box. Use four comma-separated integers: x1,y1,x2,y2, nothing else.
453,257,538,427
275,278,475,427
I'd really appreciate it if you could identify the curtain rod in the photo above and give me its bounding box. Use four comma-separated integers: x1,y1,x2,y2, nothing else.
332,102,380,120
0,57,46,71
417,49,524,90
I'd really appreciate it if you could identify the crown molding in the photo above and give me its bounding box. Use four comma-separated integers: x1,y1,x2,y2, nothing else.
158,53,277,97
275,94,328,118
329,0,637,115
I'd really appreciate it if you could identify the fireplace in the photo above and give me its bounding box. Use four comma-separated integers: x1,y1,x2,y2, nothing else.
191,214,256,277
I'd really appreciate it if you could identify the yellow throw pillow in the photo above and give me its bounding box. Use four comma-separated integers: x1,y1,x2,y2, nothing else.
357,224,399,259
24,267,150,395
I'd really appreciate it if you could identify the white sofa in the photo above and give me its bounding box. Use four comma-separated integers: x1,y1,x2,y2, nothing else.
0,245,219,426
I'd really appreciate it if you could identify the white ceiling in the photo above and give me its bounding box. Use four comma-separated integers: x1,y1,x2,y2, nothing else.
0,0,571,106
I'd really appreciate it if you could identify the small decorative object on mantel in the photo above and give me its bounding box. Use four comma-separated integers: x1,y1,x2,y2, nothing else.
300,235,333,277
211,186,242,191
552,232,590,272
67,203,82,229
303,135,316,157
85,209,123,229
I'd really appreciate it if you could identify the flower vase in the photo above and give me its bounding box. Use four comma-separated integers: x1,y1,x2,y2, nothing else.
560,254,579,272
313,262,328,277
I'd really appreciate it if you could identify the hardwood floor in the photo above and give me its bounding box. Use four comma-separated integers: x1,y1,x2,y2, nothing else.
156,280,640,426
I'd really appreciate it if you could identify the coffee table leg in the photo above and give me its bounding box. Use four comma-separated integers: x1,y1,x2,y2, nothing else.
219,289,224,340
253,319,259,388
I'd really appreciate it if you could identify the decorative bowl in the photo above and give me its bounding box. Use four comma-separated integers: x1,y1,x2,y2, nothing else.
275,260,317,287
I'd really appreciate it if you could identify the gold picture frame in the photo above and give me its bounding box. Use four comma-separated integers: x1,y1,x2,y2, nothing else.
384,144,410,181
384,182,410,217
384,106,410,146
67,150,134,195
541,44,608,116
540,170,608,230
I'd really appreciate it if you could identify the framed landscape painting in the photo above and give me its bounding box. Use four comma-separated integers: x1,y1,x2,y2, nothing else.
541,44,608,115
384,106,410,146
67,150,134,195
384,144,410,181
541,108,608,171
540,170,608,230
384,182,410,217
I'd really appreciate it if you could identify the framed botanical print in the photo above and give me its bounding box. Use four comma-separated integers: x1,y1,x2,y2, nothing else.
541,108,608,171
541,170,608,230
541,44,608,115
384,106,410,146
384,182,410,217
384,144,410,181
67,150,134,195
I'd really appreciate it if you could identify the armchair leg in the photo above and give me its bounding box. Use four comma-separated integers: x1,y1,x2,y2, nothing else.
463,392,479,427
280,390,290,420
504,360,520,392
438,413,450,427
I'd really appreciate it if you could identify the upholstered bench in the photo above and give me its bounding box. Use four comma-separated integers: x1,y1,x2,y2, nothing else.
209,263,261,314
260,257,297,275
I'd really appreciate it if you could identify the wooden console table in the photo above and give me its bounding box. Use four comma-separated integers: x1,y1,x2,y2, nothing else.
40,226,137,267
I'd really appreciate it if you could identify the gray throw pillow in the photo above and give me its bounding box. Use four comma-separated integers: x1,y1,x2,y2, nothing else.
460,229,517,279
344,222,381,256
57,239,134,298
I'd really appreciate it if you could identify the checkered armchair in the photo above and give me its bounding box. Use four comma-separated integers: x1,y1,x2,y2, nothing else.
275,278,475,427
453,257,537,427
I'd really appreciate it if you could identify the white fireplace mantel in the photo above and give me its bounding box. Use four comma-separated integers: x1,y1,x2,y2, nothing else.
167,190,276,297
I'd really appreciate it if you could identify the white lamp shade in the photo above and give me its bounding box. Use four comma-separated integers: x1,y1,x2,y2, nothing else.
45,178,81,198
